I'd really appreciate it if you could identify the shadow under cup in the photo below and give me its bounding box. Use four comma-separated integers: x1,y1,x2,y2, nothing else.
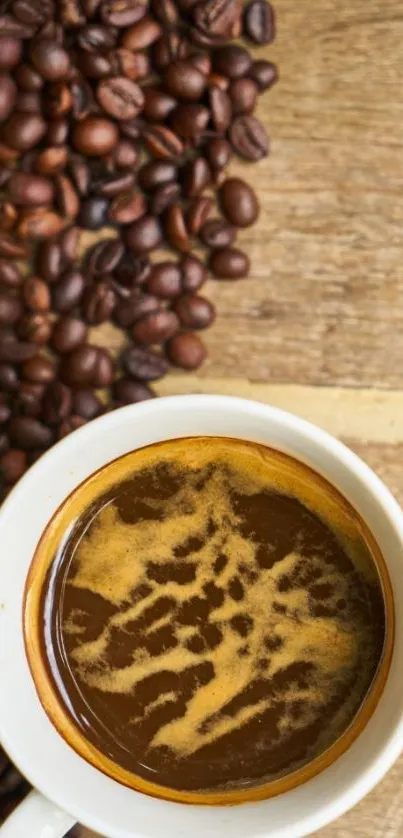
23,437,395,807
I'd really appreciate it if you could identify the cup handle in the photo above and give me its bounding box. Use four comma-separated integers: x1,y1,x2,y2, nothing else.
0,789,76,838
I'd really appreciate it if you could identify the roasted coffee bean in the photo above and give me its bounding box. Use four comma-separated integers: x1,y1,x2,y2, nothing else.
181,253,206,292
0,232,27,258
0,432,10,457
143,87,177,122
249,59,277,90
229,115,269,160
113,292,159,328
60,344,99,386
77,24,116,51
163,60,206,101
92,347,115,387
139,160,177,191
8,172,54,206
149,182,179,216
152,0,178,25
0,294,22,325
186,195,213,235
22,354,55,383
122,345,169,381
164,203,190,252
114,252,150,286
14,380,45,417
52,269,85,312
152,30,190,71
0,37,23,70
17,313,51,344
2,112,47,151
193,0,241,39
60,0,85,26
112,139,140,169
70,73,95,119
51,316,87,354
17,209,65,240
0,14,35,39
207,71,229,90
58,414,87,438
229,78,257,114
101,0,147,26
181,156,211,198
72,116,119,156
199,217,236,247
0,448,27,482
121,17,162,50
209,85,231,133
209,246,250,278
0,73,17,122
94,172,135,198
30,39,70,81
147,262,182,298
9,415,52,449
170,103,209,141
0,259,22,288
174,293,215,329
13,0,54,27
44,82,73,119
0,200,16,231
219,177,259,227
0,362,18,391
77,197,109,230
114,377,155,403
97,77,144,121
35,146,68,175
55,174,80,219
46,117,68,146
0,396,11,424
36,238,62,282
167,331,206,369
133,309,179,344
83,281,116,324
142,125,184,160
23,276,51,311
42,381,72,423
59,225,79,265
69,158,90,197
243,0,275,44
14,63,43,90
16,89,42,113
87,239,124,276
188,52,211,75
110,190,146,224
126,215,163,253
119,117,142,140
213,44,252,78
72,388,102,419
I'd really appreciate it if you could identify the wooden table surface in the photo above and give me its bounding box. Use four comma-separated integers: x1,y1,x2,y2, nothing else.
82,0,403,834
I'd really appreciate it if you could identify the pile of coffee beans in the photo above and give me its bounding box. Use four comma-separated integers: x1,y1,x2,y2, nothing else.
0,0,277,503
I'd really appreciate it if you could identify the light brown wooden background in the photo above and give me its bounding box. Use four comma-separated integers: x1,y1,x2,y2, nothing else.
83,0,403,834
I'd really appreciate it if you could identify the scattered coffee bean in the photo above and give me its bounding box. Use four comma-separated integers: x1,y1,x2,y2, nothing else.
0,73,17,122
149,182,181,216
126,215,163,253
121,17,162,50
30,39,70,81
199,217,236,247
14,380,44,418
219,178,259,227
174,294,216,329
51,316,88,354
77,196,109,229
0,339,36,363
243,0,275,44
2,112,46,151
23,277,51,312
229,115,269,160
213,45,252,78
147,262,182,298
181,253,207,292
109,190,146,224
58,414,87,437
139,160,177,191
0,37,23,70
143,87,177,122
52,269,85,312
167,331,207,369
72,388,102,420
60,344,99,386
17,313,51,344
86,239,124,276
229,78,258,114
97,77,144,120
113,293,159,328
83,281,116,324
72,116,119,156
0,448,27,483
122,345,169,380
133,309,179,344
42,381,72,423
249,59,277,91
0,362,19,391
36,238,62,282
114,377,155,403
164,203,190,252
0,260,22,288
0,294,22,325
22,355,55,384
181,156,211,198
186,196,213,235
163,60,206,101
209,246,250,278
92,348,115,387
9,415,52,449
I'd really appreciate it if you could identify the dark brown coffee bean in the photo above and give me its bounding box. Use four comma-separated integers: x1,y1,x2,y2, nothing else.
15,63,43,90
181,253,206,292
69,158,90,197
163,60,206,101
17,313,51,344
59,225,79,265
35,146,68,176
2,112,46,151
30,38,70,81
55,174,80,220
119,117,142,140
219,177,259,227
114,292,159,328
186,196,213,235
9,415,52,449
72,388,102,420
0,37,22,70
60,344,99,386
13,0,54,26
181,156,211,198
77,24,116,51
52,269,85,313
101,0,147,25
192,0,241,39
0,259,22,288
16,89,42,113
209,246,250,278
152,0,178,24
97,77,144,121
133,309,179,344
86,239,124,277
139,160,177,191
164,203,190,252
188,52,211,74
36,239,62,282
114,252,151,287
167,331,206,369
23,276,50,312
22,354,55,383
152,30,190,71
249,59,277,91
174,294,215,329
44,82,72,119
42,381,72,423
0,433,10,457
0,396,11,424
0,142,19,164
171,102,209,141
229,78,258,114
122,345,169,381
213,44,252,79
243,0,275,44
77,197,109,230
142,125,184,160
207,71,229,90
70,73,95,119
0,232,27,259
0,200,16,232
17,208,65,240
58,414,87,438
109,190,146,225
8,172,54,207
0,14,35,39
60,0,85,26
126,215,163,253
14,379,45,417
83,281,116,324
51,316,87,354
147,262,182,298
209,85,231,133
121,17,162,50
229,115,269,161
143,87,177,122
0,294,22,325
199,217,236,247
0,362,18,390
149,182,180,216
114,377,155,403
92,347,115,387
46,117,68,146
94,172,135,198
72,116,119,156
0,448,26,483
0,73,17,122
112,139,140,169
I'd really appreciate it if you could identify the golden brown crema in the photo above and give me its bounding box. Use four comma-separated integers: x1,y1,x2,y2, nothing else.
25,437,393,805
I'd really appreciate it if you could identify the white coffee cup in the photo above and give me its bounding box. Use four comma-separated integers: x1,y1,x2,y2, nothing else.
0,394,402,838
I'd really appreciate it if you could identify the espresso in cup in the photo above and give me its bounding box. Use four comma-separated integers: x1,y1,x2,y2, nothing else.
24,437,392,804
